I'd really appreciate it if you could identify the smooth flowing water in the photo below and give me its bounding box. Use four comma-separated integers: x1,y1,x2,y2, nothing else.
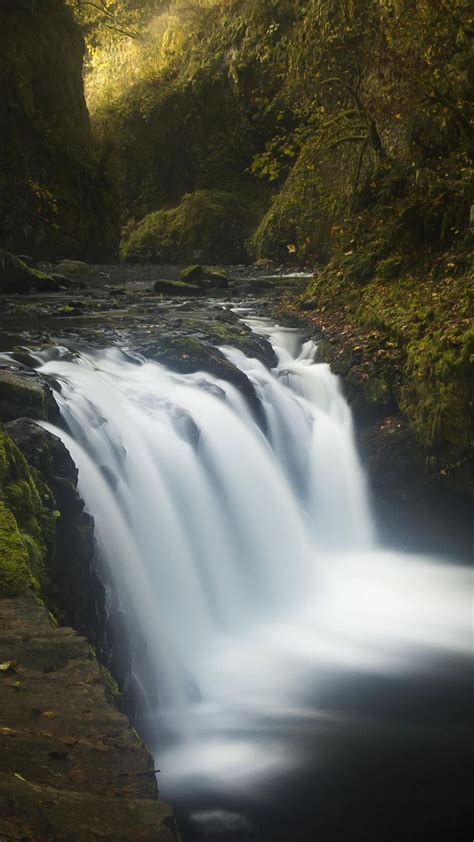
37,321,471,841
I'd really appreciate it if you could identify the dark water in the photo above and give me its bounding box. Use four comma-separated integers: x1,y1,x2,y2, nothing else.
160,659,472,842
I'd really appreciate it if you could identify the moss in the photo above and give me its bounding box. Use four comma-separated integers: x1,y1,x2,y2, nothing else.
179,265,205,282
121,188,261,264
99,663,122,705
283,239,473,492
0,501,35,596
0,427,56,597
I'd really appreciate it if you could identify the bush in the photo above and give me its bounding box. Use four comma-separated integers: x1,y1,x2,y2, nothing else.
121,188,263,263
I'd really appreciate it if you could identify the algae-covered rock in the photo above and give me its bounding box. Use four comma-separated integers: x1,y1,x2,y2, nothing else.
6,419,101,642
0,250,60,294
0,500,33,596
0,427,56,597
179,265,205,282
153,279,203,296
179,265,229,288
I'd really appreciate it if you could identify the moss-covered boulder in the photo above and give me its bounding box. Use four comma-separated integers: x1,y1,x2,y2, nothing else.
153,279,203,296
0,250,60,294
121,189,260,264
179,265,229,288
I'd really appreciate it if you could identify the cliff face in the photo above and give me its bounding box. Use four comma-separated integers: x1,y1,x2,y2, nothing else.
0,0,119,261
0,369,178,840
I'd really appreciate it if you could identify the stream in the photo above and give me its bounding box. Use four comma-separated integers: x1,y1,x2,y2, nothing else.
0,272,471,842
28,309,472,842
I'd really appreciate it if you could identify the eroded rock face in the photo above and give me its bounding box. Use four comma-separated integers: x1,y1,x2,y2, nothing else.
5,419,105,647
0,598,178,842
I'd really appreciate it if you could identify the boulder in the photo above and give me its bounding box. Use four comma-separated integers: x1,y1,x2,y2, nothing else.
178,264,229,288
0,250,60,294
153,279,204,296
15,254,38,268
0,369,59,422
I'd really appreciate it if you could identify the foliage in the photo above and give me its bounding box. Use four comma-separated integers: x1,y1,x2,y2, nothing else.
121,188,263,262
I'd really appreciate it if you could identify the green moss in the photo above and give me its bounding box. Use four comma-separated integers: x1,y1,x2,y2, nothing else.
99,663,122,705
0,427,56,597
285,238,473,491
0,501,35,596
121,188,261,264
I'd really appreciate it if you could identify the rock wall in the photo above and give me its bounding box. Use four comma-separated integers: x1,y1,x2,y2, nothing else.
0,0,119,261
0,366,179,840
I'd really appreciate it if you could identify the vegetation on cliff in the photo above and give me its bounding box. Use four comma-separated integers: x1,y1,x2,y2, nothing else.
0,0,119,260
0,429,56,597
64,0,472,483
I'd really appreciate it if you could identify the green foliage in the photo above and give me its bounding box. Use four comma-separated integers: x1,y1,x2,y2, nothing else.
121,188,263,263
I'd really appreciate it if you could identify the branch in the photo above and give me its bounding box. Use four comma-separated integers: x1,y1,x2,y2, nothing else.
321,77,386,157
326,133,368,151
352,135,370,205
80,1,143,40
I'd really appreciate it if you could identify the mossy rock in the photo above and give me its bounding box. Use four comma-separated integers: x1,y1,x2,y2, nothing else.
179,265,205,282
0,427,56,597
0,250,60,294
153,279,203,296
0,500,35,596
178,265,229,287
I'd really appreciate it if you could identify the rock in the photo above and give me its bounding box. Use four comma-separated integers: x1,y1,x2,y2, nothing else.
178,265,229,288
179,264,205,282
0,369,59,422
5,419,103,643
0,597,178,842
15,254,37,269
0,250,60,294
153,279,204,296
50,273,73,287
53,259,92,276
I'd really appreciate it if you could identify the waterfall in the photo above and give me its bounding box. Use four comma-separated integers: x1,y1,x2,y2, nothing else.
37,321,471,796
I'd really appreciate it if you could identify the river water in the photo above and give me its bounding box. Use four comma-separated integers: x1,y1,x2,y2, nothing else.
37,318,472,841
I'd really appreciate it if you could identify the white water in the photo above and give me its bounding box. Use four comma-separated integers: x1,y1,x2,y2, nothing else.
37,323,471,796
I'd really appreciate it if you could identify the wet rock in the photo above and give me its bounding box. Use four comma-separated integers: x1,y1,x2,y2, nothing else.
179,264,229,288
50,273,74,287
0,597,178,842
5,419,104,646
15,254,37,269
0,369,59,422
153,279,203,296
0,250,60,294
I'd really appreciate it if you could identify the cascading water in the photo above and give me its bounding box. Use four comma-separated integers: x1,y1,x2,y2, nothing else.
36,320,471,837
